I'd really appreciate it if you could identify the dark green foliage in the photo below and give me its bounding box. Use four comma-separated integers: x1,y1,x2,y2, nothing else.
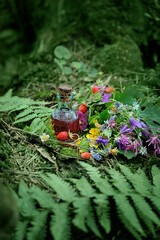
12,163,160,240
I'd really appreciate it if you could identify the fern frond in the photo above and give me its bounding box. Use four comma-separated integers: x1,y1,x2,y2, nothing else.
95,195,111,234
151,165,160,196
30,185,56,209
15,108,34,120
79,161,114,195
72,197,90,232
118,164,151,196
31,120,45,133
50,203,71,240
119,213,142,240
86,204,102,238
107,168,132,194
30,118,41,132
131,194,160,226
70,176,96,197
14,220,28,240
41,173,77,202
27,210,48,240
18,180,36,217
114,194,145,237
150,196,160,212
14,114,37,124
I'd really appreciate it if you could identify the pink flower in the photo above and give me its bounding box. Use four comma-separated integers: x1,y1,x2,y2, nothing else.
146,135,160,156
76,110,88,131
101,94,111,103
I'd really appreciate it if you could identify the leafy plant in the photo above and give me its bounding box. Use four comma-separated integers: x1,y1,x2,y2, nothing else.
54,45,98,77
12,162,160,240
0,89,53,134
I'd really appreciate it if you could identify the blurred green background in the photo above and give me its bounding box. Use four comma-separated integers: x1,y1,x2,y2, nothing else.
0,0,160,94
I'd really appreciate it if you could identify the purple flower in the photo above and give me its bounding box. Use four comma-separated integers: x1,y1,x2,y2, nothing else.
96,136,109,146
76,110,88,131
129,118,142,129
146,135,160,156
110,115,117,121
101,94,111,103
107,119,117,129
102,125,106,131
117,134,130,150
98,85,106,95
120,125,133,134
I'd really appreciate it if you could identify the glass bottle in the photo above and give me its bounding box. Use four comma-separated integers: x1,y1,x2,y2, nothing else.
51,85,79,138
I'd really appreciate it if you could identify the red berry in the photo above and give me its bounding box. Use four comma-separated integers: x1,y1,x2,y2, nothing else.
79,104,88,113
106,87,114,93
57,131,69,141
92,86,99,94
81,152,91,159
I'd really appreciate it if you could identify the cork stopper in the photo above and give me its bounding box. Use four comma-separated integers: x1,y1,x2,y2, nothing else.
58,84,72,97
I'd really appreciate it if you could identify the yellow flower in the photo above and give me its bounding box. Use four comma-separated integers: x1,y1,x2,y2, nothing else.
110,148,118,155
89,128,99,136
79,150,84,154
76,139,81,145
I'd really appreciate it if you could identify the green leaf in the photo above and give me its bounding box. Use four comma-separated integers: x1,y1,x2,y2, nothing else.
99,109,109,122
72,61,81,69
103,128,112,138
87,68,98,78
119,150,136,159
54,58,65,70
115,85,144,105
54,46,71,59
140,103,160,134
62,66,72,75
79,139,89,152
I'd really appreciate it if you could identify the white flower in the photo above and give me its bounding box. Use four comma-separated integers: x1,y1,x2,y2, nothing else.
114,137,120,142
138,132,142,137
104,120,109,125
133,102,139,111
40,133,50,142
129,111,134,117
139,146,147,155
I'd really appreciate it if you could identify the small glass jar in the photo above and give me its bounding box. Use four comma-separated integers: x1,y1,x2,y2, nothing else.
51,85,79,137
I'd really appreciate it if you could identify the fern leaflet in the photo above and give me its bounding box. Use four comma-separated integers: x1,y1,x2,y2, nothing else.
41,173,77,202
50,203,71,240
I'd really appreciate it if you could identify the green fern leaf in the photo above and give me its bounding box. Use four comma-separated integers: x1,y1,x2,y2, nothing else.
107,168,132,194
79,161,114,195
131,194,160,226
114,194,145,236
120,214,142,240
27,210,48,240
31,120,45,133
18,180,36,217
50,203,71,240
95,195,111,234
70,176,96,197
30,185,56,209
14,114,37,124
14,220,28,240
152,165,160,196
86,204,102,238
150,196,160,212
72,197,89,232
18,180,29,198
41,173,77,202
30,118,41,132
15,108,34,120
118,164,151,196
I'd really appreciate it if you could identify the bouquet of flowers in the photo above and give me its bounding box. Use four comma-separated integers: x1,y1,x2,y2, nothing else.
74,80,160,160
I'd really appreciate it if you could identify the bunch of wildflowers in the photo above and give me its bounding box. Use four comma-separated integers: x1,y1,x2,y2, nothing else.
75,80,160,160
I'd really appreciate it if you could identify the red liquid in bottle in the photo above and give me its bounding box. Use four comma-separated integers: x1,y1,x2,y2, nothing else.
51,115,79,139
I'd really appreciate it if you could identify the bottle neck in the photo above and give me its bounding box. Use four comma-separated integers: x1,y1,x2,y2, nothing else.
57,94,73,111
